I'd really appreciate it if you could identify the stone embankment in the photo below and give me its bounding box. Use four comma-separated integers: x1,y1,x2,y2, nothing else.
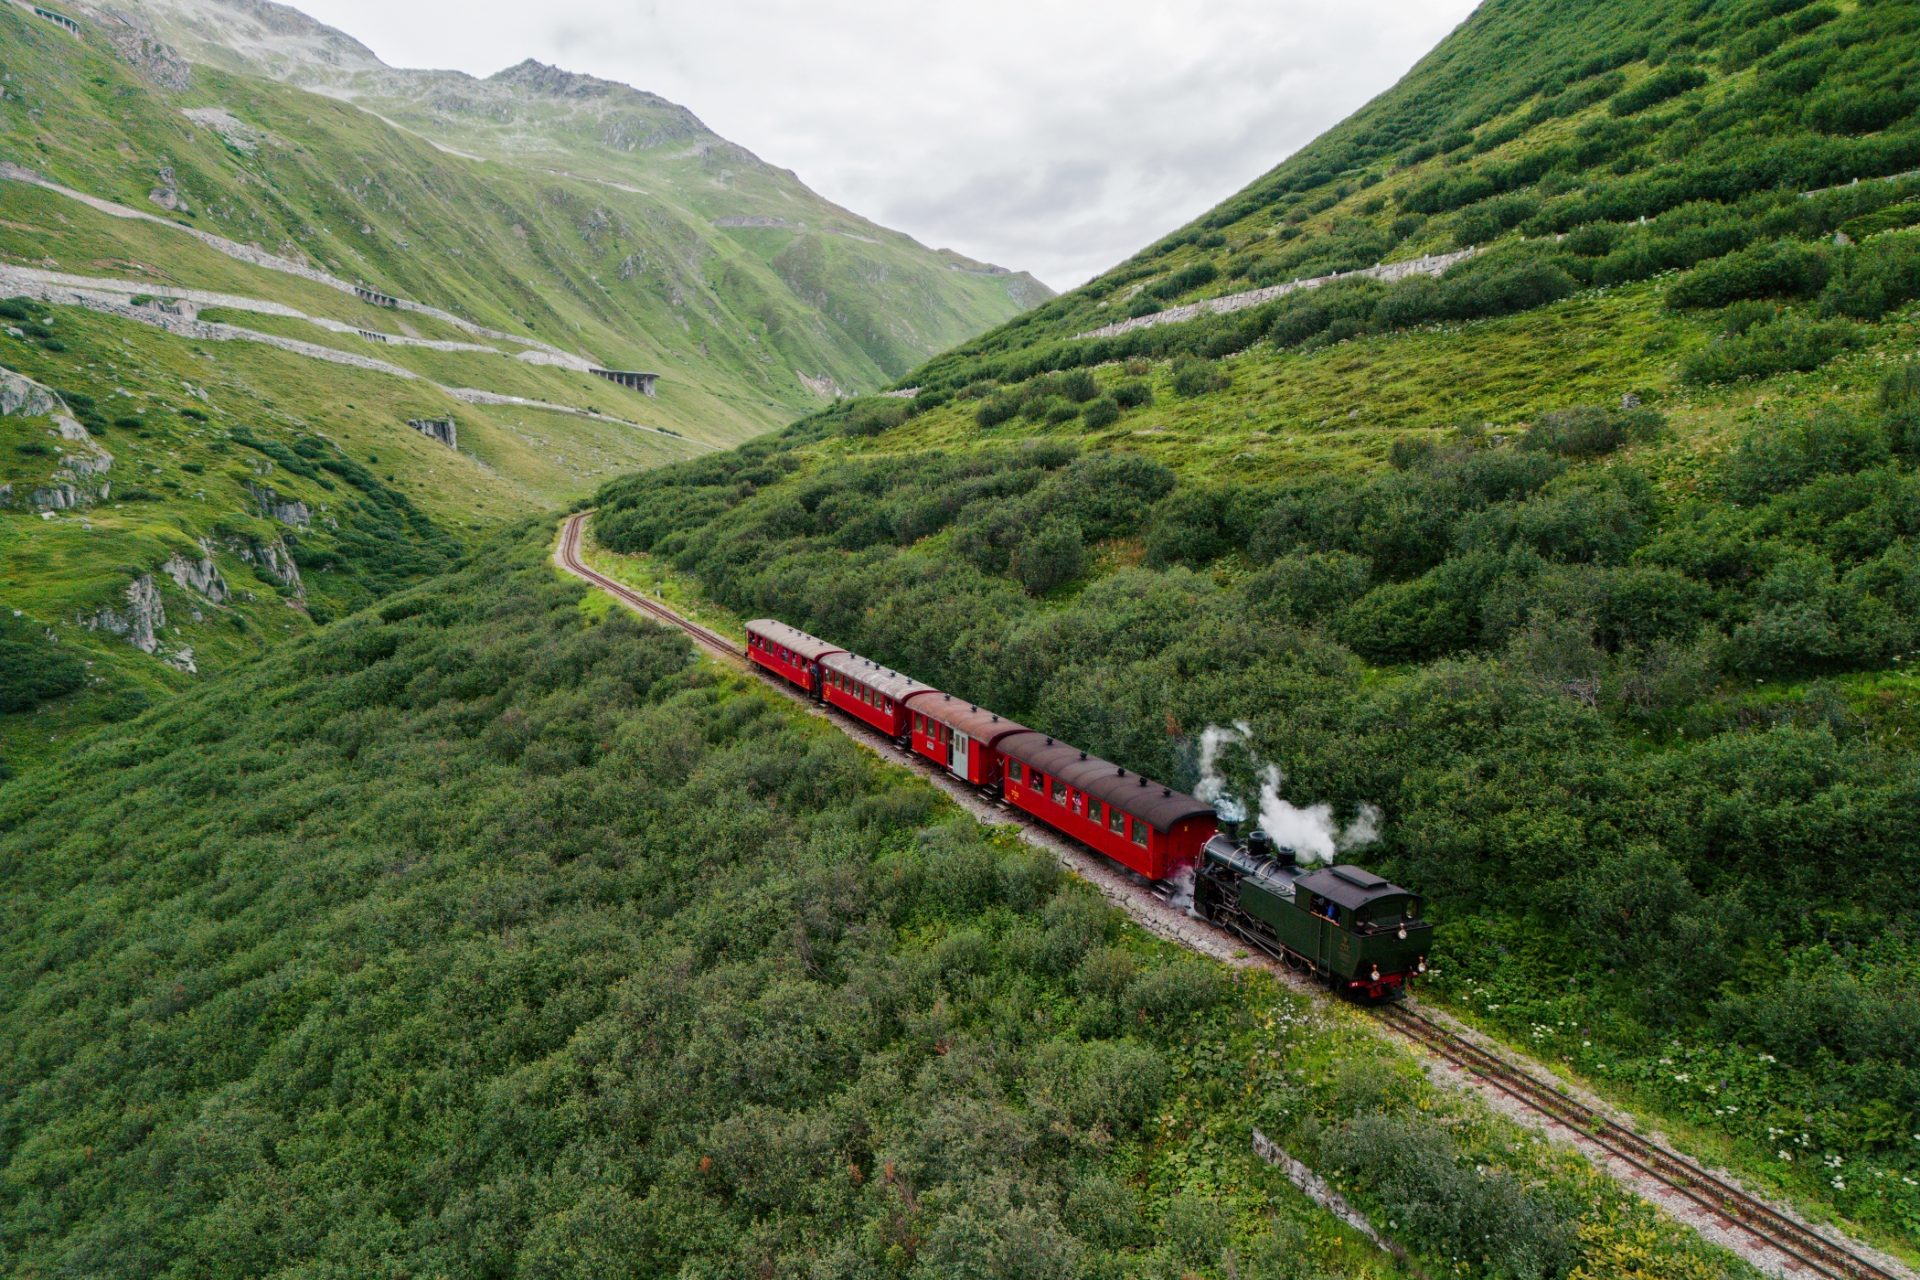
0,162,598,367
1076,248,1479,341
0,263,694,445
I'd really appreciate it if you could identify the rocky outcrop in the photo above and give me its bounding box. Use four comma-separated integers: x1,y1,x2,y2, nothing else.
247,481,311,528
87,575,165,654
182,106,269,155
797,370,843,399
1,368,59,418
407,417,457,448
232,535,304,597
164,542,229,603
31,483,84,511
148,164,186,212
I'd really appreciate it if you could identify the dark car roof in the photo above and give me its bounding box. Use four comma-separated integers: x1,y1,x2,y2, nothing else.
746,619,842,663
1296,864,1413,910
820,651,934,703
903,690,1030,745
999,732,1214,833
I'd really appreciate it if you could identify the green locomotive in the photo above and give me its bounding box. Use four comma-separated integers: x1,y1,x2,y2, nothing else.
1194,828,1432,1000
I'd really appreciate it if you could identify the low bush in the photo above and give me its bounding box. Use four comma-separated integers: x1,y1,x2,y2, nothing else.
1170,355,1230,398
1679,312,1858,384
0,628,86,712
1081,397,1120,430
1666,238,1832,309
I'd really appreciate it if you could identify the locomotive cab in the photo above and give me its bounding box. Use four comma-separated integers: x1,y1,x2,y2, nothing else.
1195,831,1432,1001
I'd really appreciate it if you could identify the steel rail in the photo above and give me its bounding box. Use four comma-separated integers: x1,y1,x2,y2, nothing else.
558,510,1907,1280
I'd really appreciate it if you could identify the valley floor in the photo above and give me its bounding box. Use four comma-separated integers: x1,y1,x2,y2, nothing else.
559,512,1918,1280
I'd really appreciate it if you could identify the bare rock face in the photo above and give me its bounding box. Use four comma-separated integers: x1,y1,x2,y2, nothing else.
231,535,304,597
32,483,84,511
0,369,59,419
164,542,229,603
247,481,311,528
407,417,457,449
87,575,166,654
148,164,186,211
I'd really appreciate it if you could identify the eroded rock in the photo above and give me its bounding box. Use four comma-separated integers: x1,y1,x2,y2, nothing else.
247,481,311,528
164,542,229,603
87,575,165,654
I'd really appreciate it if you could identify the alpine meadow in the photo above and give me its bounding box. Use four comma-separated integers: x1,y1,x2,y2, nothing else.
6,1,1920,1279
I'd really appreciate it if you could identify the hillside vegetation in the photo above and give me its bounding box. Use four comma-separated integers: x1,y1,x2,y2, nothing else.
0,523,1753,1280
0,0,1042,761
592,0,1920,1249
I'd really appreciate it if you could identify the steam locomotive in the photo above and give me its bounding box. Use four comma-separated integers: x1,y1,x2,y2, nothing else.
746,618,1432,1000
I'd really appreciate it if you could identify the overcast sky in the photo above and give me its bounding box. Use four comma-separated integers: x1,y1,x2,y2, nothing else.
291,1,1481,289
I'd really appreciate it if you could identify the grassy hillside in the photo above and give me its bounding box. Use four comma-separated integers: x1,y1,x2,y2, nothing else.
589,0,1920,1250
0,522,1753,1280
0,0,1043,761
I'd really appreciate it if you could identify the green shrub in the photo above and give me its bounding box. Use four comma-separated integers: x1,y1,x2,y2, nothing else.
1721,407,1890,504
1081,397,1120,430
1609,67,1708,116
1679,312,1858,384
1111,380,1152,409
1666,237,1832,309
1521,404,1664,458
1057,369,1099,403
1804,86,1918,136
841,397,909,437
0,631,87,712
1819,233,1920,320
1169,355,1230,398
1013,517,1087,595
976,394,1020,428
1320,1111,1579,1279
1879,365,1920,454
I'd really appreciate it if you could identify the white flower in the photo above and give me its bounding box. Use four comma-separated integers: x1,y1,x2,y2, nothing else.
1779,1151,1793,1162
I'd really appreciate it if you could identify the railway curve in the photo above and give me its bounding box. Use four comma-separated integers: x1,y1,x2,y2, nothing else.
554,510,1915,1280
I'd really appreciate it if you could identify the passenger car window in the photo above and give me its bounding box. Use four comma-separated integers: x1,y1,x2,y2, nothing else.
1052,780,1067,805
1130,820,1148,847
1108,806,1124,834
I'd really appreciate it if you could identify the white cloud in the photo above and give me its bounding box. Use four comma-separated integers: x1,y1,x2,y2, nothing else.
289,0,1481,288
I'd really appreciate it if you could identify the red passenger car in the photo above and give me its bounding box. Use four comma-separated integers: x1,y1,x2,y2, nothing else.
999,734,1216,881
820,652,932,740
905,692,1029,787
745,619,841,696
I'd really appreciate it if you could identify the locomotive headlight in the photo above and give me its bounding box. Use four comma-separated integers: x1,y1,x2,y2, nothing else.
1397,924,1408,940
1417,956,1428,974
1370,965,1381,982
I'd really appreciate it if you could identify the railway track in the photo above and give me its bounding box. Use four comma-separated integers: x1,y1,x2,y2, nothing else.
555,510,1910,1280
1376,1005,1900,1280
557,512,744,664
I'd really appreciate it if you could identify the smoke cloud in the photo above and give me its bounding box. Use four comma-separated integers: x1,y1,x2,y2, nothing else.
1194,722,1382,866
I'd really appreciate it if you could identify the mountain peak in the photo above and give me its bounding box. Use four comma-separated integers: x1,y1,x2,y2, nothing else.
485,58,685,114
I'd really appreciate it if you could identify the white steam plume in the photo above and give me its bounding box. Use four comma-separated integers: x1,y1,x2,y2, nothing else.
1195,724,1383,867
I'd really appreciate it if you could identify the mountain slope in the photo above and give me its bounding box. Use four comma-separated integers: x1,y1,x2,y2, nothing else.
588,0,1920,1253
0,0,1045,762
102,0,1053,382
0,519,1755,1280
